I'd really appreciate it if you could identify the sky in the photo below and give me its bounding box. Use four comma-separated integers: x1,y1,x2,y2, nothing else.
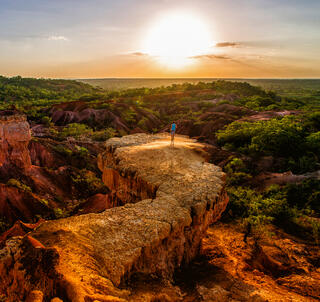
0,0,319,78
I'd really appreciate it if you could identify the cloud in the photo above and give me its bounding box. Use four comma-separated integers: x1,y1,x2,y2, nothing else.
190,54,231,60
129,52,149,56
215,42,240,48
48,35,68,41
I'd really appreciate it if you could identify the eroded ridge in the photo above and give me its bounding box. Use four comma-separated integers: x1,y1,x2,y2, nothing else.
0,134,228,302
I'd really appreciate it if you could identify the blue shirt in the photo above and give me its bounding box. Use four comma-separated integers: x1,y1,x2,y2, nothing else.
171,123,176,131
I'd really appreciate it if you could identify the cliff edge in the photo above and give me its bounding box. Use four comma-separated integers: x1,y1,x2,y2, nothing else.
0,134,228,302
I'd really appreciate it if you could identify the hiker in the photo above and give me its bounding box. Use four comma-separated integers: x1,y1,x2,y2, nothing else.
170,122,176,146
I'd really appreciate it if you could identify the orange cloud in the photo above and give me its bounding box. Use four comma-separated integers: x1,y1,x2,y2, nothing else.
215,42,239,47
190,54,231,60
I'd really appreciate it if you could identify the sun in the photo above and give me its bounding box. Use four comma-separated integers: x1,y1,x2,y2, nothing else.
143,12,213,68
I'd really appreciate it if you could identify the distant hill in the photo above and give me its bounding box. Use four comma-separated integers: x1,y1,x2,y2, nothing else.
78,78,320,97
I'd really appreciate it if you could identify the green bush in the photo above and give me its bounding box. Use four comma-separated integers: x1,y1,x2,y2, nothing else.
217,117,305,157
53,145,73,157
306,131,320,153
224,158,252,185
227,186,293,227
39,198,49,206
122,108,137,125
60,123,92,139
54,208,65,219
41,116,53,127
71,169,108,197
91,128,116,141
7,179,32,193
285,179,320,213
137,117,148,131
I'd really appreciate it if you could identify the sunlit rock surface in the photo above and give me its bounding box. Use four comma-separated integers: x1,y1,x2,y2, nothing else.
0,111,31,172
0,134,228,301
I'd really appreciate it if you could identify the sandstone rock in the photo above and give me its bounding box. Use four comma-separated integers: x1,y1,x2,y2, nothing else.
50,298,63,302
77,193,113,214
197,284,229,302
0,111,31,175
0,184,49,225
28,139,61,168
26,290,44,302
0,219,44,248
0,134,228,301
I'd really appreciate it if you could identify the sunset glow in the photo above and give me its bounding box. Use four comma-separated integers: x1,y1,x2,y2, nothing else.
143,12,213,68
0,0,319,78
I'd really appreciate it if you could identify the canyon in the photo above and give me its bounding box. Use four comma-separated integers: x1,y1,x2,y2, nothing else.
0,128,228,301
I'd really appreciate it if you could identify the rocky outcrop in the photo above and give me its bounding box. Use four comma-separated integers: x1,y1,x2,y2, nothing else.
0,134,228,301
49,101,130,131
0,111,31,177
197,222,320,301
0,220,44,248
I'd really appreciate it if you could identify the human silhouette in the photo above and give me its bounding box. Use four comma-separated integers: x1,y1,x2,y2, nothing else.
170,122,176,147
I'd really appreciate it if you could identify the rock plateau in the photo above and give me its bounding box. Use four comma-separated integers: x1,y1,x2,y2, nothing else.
0,133,228,301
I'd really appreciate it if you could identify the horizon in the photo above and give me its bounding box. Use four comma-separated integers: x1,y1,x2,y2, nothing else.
4,75,320,81
1,0,320,78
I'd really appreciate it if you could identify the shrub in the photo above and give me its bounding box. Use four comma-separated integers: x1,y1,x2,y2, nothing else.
285,179,320,213
60,123,92,139
54,208,65,219
306,131,320,153
227,186,294,228
91,128,116,141
41,116,53,127
137,117,148,131
72,169,108,197
250,117,304,156
224,158,252,185
7,179,32,193
39,198,49,206
122,109,137,124
217,117,305,157
53,145,73,157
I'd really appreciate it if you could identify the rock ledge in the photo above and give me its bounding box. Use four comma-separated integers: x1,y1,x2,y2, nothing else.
0,134,228,301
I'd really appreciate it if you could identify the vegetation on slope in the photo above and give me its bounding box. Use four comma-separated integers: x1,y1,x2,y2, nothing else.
0,75,319,243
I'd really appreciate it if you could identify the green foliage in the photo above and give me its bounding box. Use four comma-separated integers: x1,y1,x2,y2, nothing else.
60,123,93,139
217,115,320,173
137,117,148,131
227,179,320,242
224,158,252,185
91,128,116,141
122,108,137,125
217,116,305,157
39,198,49,207
306,131,320,153
53,145,73,157
71,169,108,197
41,116,53,127
285,179,320,213
0,218,10,234
54,208,65,219
250,118,304,156
75,146,89,158
0,75,101,120
6,179,32,193
227,186,292,226
309,218,320,244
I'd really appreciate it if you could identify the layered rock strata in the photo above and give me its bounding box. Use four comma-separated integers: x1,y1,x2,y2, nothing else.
0,111,31,174
0,134,228,301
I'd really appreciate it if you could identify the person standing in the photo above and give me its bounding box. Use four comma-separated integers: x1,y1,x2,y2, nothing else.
170,122,176,146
